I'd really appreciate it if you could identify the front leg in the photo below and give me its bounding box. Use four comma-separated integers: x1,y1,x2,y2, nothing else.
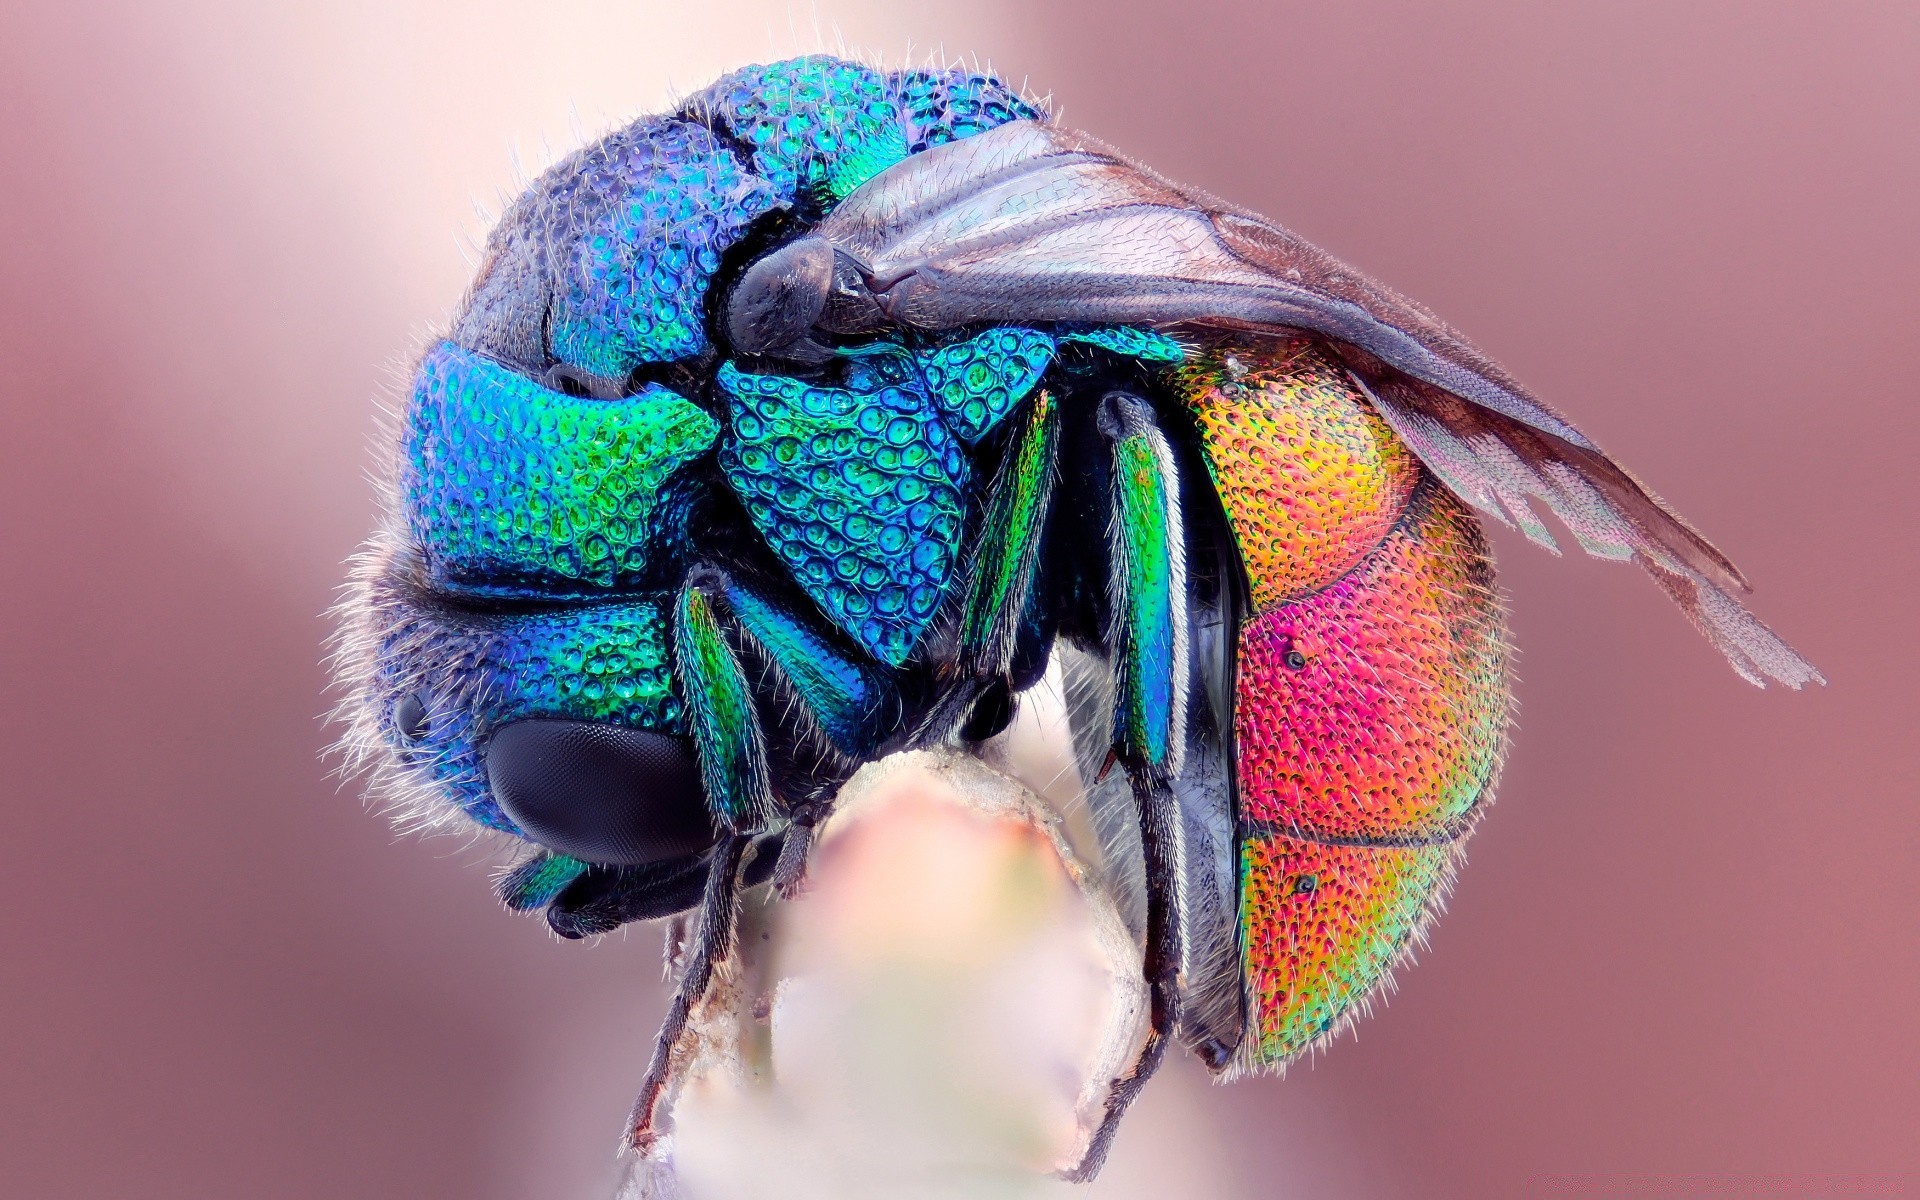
623,571,776,1153
625,831,752,1155
720,575,895,899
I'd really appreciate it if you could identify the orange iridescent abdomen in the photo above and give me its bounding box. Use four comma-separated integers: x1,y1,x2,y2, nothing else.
1176,339,1512,1070
1179,341,1421,609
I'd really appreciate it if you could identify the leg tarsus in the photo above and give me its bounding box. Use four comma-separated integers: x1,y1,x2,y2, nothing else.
771,799,827,899
1061,977,1173,1183
624,833,750,1156
1060,767,1180,1182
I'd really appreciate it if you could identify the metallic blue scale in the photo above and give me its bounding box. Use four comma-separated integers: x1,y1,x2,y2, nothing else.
919,327,1056,443
375,595,682,832
545,118,780,378
892,66,1043,154
725,581,894,756
684,60,1043,212
716,362,968,667
1061,325,1188,364
683,57,908,208
839,330,1050,442
406,342,718,596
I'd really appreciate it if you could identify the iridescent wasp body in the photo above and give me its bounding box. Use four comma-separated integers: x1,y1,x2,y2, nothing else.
336,55,1819,1179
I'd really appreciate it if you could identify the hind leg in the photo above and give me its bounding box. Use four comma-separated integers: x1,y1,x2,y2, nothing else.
1062,391,1192,1181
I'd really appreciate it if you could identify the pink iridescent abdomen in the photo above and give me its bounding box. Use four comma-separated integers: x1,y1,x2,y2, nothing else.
1179,340,1512,1069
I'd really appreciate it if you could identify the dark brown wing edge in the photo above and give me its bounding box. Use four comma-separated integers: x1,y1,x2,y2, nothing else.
815,121,1822,688
1347,364,1821,687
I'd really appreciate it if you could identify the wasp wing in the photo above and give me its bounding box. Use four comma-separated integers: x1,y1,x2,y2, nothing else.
815,120,1820,687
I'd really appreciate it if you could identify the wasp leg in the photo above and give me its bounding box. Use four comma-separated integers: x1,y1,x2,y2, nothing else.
675,571,778,834
624,831,752,1155
1098,392,1189,779
769,805,820,898
720,576,894,897
1062,390,1191,1181
777,393,1062,893
1168,509,1248,1068
960,389,1061,681
907,388,1064,752
621,571,782,1152
1064,765,1179,1183
768,780,844,898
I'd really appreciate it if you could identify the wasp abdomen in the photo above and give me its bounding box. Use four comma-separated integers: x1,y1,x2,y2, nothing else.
1179,339,1512,1070
1236,486,1508,843
1178,340,1421,607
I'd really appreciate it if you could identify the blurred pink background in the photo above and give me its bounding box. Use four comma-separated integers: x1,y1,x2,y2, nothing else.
1,2,1913,1196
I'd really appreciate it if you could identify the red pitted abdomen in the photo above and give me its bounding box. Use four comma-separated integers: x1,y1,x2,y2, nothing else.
1178,339,1511,1070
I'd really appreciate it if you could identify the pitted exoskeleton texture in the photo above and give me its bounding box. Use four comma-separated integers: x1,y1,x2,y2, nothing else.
682,56,1045,214
454,116,781,377
406,342,716,595
892,65,1045,154
336,52,1817,1183
716,361,968,667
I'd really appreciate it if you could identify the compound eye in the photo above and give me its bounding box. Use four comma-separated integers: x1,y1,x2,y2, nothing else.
486,719,719,866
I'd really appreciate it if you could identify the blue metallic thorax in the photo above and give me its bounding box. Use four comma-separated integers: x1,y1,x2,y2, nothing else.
376,55,1181,837
685,58,1043,212
548,119,779,376
718,361,970,667
408,343,717,595
716,323,1064,665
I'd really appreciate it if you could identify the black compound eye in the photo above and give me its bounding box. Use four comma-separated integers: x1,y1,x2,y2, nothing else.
394,693,430,743
486,719,719,866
